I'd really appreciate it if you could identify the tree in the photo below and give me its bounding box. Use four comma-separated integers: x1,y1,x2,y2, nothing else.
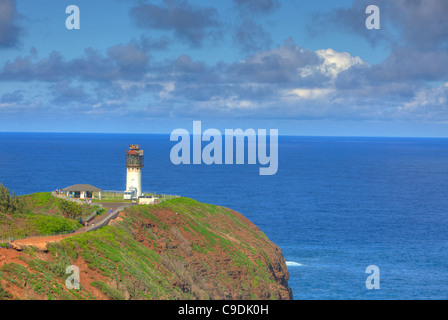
0,183,25,215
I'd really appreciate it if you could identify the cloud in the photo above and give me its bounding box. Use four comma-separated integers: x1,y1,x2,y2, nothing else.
0,41,151,82
371,48,448,82
400,82,448,120
137,39,391,120
306,0,448,121
139,35,171,51
129,0,221,47
287,88,334,100
229,38,322,84
1,1,447,129
230,0,280,53
309,0,389,47
233,0,280,15
171,54,207,74
71,44,150,81
1,34,446,122
334,46,448,103
0,90,23,103
142,39,330,111
0,50,62,81
107,43,150,74
310,0,448,82
309,0,448,49
0,88,41,113
232,19,273,53
391,0,448,50
50,81,90,105
0,0,22,48
300,48,366,80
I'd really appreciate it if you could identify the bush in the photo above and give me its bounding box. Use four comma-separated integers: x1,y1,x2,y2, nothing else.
28,215,82,235
57,200,83,220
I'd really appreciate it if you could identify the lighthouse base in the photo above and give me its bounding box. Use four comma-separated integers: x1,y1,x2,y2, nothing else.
126,167,142,198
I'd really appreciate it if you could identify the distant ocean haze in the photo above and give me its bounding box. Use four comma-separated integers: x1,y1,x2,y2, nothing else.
1,133,447,299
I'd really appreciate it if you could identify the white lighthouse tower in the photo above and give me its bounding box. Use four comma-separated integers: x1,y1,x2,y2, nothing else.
125,145,144,198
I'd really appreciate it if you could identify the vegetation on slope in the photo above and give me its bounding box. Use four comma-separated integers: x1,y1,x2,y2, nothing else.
0,184,25,215
0,195,292,300
0,187,90,240
22,192,103,219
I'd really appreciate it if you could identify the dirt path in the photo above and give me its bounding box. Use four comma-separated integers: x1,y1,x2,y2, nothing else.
11,233,79,251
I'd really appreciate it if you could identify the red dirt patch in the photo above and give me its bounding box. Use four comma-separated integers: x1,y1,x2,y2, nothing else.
11,233,79,252
0,248,28,268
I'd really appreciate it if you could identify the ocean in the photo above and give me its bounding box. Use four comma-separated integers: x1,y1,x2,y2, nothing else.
0,132,447,300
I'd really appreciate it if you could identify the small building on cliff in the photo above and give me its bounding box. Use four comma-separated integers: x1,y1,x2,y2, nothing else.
62,184,102,200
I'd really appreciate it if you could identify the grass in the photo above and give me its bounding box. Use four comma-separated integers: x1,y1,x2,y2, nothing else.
0,195,285,300
0,261,92,300
45,225,177,300
0,214,83,240
0,192,100,240
91,281,125,300
23,192,55,207
27,215,82,235
22,192,103,219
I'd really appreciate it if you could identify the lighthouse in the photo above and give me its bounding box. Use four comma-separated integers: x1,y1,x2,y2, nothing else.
125,144,144,198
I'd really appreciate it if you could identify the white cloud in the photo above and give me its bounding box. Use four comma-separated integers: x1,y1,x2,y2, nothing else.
159,81,175,99
286,88,334,100
208,95,256,110
300,48,366,80
401,82,448,111
283,49,364,103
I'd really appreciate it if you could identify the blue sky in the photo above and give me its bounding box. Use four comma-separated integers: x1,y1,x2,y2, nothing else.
0,0,447,136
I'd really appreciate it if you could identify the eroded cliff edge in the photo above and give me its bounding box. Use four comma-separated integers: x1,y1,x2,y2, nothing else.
0,197,292,300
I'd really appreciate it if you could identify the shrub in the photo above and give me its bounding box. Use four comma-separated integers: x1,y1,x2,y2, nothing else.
28,215,82,235
57,200,83,220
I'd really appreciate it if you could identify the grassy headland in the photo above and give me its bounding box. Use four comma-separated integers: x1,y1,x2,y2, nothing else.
0,187,292,300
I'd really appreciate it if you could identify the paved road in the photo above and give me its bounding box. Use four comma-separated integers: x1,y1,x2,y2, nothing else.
85,203,133,232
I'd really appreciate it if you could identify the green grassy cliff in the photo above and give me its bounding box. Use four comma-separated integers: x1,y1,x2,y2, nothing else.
0,189,292,300
0,188,105,241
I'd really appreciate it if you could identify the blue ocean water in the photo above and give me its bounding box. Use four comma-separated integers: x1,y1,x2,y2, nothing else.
0,133,447,300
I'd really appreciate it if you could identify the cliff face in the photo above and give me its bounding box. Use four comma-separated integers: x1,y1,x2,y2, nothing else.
0,197,292,300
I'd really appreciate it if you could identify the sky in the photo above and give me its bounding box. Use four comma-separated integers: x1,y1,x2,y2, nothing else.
0,0,447,136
